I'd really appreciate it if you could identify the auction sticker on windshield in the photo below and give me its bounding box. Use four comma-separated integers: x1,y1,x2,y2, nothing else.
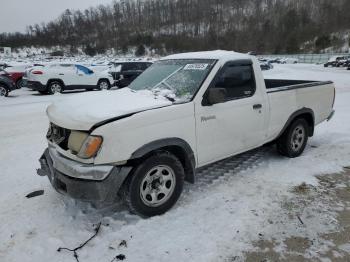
183,64,209,70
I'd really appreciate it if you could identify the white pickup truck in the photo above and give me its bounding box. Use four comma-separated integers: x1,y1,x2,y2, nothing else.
37,51,335,217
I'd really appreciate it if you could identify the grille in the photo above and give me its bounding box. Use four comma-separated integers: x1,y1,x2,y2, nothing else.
47,123,71,150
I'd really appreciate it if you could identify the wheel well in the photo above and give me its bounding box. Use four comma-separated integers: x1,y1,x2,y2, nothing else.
98,78,110,85
296,113,314,136
128,145,195,184
161,145,195,183
272,109,315,145
47,79,65,88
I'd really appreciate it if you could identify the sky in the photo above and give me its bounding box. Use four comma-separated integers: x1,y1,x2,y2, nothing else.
0,0,112,33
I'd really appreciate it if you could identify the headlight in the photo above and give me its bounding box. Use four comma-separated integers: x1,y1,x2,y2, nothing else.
68,131,89,153
77,135,103,159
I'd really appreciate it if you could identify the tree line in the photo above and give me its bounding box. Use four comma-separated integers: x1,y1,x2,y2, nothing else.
1,0,350,55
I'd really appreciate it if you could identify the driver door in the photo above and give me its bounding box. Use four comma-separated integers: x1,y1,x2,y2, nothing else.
195,60,267,166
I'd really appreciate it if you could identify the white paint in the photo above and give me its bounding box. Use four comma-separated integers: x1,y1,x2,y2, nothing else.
46,51,334,168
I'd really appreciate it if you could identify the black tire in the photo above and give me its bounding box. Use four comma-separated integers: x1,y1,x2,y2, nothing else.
47,81,63,95
16,78,25,89
0,85,9,97
122,151,185,217
277,118,309,158
97,79,110,90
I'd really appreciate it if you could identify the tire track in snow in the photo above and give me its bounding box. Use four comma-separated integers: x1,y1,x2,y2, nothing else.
73,146,272,226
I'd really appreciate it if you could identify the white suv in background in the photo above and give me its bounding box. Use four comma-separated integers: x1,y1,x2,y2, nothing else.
26,64,115,94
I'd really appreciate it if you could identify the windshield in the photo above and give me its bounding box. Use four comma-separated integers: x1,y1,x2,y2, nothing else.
129,59,216,102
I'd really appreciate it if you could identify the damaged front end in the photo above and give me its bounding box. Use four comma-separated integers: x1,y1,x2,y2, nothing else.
37,147,132,203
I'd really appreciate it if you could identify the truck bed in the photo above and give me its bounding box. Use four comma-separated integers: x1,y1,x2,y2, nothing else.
264,79,335,143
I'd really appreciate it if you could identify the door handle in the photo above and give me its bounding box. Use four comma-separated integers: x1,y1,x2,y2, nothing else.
253,104,262,110
59,73,64,76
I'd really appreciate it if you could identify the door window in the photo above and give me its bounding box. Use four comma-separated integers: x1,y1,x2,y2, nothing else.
75,65,93,75
211,63,256,100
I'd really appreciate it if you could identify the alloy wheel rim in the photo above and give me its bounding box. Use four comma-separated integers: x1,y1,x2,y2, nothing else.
51,83,62,94
99,81,108,90
0,86,6,96
140,165,176,207
291,125,305,152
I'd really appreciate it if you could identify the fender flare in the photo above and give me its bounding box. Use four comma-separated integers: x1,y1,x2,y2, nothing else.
277,107,315,138
46,79,66,88
130,138,196,183
97,78,112,89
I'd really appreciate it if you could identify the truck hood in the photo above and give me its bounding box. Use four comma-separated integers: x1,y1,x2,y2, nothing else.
47,88,172,130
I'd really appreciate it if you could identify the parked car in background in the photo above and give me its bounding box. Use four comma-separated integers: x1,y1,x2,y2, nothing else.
279,58,298,64
26,64,115,94
2,65,29,89
260,61,274,70
335,56,350,67
344,58,350,68
0,63,10,70
268,58,283,64
0,74,16,97
324,56,344,67
37,50,335,217
110,61,153,88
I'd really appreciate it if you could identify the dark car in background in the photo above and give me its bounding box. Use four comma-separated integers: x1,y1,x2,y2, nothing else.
260,61,274,70
110,61,153,88
324,56,347,67
0,73,16,97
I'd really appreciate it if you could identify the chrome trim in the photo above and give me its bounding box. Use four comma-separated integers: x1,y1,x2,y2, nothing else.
267,81,333,94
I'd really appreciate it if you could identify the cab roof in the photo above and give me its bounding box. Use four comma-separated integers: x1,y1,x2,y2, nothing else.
162,50,252,61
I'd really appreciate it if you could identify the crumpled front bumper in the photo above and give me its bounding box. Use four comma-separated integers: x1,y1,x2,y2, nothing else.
37,148,132,202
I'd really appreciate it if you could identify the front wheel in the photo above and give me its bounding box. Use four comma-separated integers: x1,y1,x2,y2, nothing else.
47,81,63,95
277,118,309,158
97,79,110,90
122,151,185,217
0,85,9,97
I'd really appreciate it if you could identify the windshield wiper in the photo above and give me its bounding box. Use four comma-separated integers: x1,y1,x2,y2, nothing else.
163,95,175,102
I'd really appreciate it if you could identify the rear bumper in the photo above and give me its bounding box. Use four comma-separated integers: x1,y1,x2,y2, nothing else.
327,110,335,121
27,81,46,91
37,148,132,202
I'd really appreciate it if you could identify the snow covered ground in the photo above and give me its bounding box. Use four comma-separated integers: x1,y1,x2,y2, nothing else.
0,64,349,262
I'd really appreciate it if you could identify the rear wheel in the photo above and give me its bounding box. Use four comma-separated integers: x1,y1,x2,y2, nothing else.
47,81,63,95
16,78,25,89
277,118,309,158
97,79,110,90
0,85,8,97
121,151,185,217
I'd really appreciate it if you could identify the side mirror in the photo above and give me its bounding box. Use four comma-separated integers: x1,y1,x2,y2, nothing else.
203,88,227,106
